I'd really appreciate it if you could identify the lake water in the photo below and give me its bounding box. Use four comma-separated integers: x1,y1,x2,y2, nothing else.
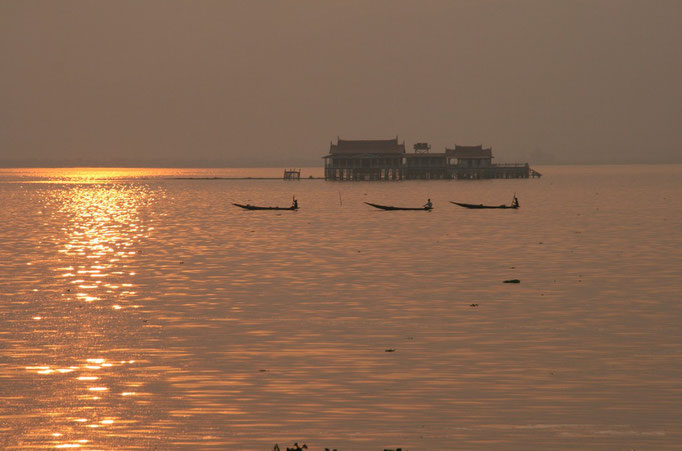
1,165,681,450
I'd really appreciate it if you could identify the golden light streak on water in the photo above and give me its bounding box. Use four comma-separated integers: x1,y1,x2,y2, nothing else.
1,173,158,449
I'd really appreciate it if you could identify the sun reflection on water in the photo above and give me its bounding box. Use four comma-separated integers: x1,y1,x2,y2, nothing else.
50,184,154,308
4,179,160,448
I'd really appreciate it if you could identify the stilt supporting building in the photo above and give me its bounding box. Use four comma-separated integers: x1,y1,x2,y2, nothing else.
283,168,301,180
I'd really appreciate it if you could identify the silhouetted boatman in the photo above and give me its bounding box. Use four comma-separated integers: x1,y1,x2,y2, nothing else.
512,195,519,208
292,197,298,209
424,198,433,209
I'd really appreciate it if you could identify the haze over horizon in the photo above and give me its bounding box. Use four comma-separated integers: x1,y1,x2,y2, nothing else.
2,0,681,167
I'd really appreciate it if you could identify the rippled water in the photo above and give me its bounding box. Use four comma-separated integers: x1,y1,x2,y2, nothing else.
1,166,681,449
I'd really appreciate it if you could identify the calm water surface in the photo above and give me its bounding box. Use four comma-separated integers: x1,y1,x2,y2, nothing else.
1,166,681,449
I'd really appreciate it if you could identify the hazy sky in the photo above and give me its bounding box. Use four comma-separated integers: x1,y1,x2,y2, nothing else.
2,0,681,166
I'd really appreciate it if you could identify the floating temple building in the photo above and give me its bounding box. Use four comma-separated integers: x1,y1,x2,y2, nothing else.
323,137,541,181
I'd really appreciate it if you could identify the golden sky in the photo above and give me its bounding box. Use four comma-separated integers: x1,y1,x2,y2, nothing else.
1,0,681,166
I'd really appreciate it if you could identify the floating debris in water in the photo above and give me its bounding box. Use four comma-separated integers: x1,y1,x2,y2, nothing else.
273,443,308,451
385,349,396,352
470,303,479,307
503,279,521,283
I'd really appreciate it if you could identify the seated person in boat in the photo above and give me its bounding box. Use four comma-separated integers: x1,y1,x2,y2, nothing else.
424,198,433,209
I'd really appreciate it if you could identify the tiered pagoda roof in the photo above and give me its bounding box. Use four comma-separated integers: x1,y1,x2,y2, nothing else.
329,137,406,155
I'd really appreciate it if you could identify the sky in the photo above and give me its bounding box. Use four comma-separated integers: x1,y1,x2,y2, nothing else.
1,0,681,166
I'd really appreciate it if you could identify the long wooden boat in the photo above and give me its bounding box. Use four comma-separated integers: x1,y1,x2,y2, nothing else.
450,201,518,209
365,202,432,211
233,203,298,211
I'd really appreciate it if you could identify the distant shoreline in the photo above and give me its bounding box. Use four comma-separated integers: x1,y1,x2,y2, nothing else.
170,177,325,180
1,163,681,169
